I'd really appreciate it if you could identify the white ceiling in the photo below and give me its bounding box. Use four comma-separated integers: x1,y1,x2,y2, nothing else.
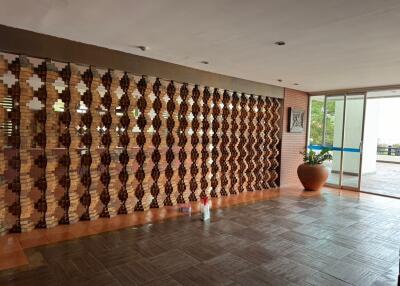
1,0,400,92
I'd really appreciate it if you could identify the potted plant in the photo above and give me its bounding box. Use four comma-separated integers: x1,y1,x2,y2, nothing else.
297,149,332,191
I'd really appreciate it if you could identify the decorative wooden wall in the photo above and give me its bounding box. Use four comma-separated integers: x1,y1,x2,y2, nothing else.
0,52,282,234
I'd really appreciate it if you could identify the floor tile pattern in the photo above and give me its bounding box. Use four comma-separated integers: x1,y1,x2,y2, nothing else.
0,188,399,285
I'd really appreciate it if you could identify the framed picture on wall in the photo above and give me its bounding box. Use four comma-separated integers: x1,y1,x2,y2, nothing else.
288,107,305,133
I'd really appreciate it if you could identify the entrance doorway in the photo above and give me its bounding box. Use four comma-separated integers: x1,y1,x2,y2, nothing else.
308,90,400,198
360,90,400,198
308,94,365,190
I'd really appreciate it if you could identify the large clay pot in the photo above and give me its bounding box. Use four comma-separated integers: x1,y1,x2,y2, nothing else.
297,163,329,191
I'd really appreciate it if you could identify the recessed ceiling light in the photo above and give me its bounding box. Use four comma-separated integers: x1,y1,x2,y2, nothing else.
274,41,286,46
200,61,209,65
294,83,299,86
277,79,283,82
135,45,148,51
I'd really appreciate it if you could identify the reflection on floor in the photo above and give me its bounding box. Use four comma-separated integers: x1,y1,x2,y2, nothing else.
327,172,359,188
361,162,400,198
0,187,399,285
327,162,400,198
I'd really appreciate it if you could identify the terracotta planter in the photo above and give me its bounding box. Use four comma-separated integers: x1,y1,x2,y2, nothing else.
297,163,329,191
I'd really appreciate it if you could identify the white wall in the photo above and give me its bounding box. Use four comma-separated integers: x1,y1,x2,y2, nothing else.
362,99,379,174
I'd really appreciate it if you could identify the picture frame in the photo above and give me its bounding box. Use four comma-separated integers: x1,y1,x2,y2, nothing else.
288,107,305,133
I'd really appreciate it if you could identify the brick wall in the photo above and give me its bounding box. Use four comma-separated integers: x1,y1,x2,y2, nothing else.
280,88,309,186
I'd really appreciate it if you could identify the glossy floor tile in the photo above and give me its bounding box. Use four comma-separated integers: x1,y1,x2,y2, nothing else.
0,187,399,285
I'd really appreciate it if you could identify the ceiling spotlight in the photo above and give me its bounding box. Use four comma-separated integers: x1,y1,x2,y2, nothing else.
294,83,299,85
200,61,209,65
274,41,286,46
136,45,148,51
277,79,283,82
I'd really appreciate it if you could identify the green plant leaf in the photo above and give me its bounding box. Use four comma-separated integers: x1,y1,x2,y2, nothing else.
301,148,332,165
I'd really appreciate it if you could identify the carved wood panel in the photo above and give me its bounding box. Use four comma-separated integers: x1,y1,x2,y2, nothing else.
164,81,176,206
238,93,248,193
210,89,220,198
189,85,200,201
200,87,211,199
229,92,239,195
134,77,147,211
219,90,230,197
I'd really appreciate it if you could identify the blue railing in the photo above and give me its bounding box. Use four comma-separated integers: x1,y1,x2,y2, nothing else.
308,145,360,153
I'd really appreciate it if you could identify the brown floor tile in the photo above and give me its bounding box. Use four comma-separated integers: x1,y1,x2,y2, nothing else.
304,271,353,286
1,186,400,285
278,230,321,247
108,258,167,285
204,253,256,276
262,256,318,283
310,240,354,259
134,238,169,258
171,264,233,286
148,249,199,274
232,243,276,264
322,260,380,286
182,242,226,261
0,265,58,285
230,227,270,242
285,248,340,272
141,275,182,286
233,266,298,286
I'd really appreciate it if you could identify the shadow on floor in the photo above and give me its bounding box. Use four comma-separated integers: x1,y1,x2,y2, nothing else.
0,188,399,286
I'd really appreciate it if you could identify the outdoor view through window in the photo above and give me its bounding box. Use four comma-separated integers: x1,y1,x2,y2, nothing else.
308,92,400,197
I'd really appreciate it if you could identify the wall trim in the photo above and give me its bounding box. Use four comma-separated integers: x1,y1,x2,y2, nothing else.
0,24,283,98
310,84,400,96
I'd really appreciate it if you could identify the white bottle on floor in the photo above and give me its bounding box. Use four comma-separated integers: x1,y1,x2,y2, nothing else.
201,197,211,221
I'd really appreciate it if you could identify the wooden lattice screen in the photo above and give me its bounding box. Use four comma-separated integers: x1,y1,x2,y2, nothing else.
0,52,282,234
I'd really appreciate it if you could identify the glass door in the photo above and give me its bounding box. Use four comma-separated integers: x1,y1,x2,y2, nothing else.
341,94,366,189
308,93,366,190
324,96,345,187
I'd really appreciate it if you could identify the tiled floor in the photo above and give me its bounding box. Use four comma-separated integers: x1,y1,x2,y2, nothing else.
0,188,286,271
361,162,400,198
0,187,400,285
327,162,400,198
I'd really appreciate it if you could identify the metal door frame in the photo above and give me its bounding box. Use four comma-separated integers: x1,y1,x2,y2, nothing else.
315,93,367,191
